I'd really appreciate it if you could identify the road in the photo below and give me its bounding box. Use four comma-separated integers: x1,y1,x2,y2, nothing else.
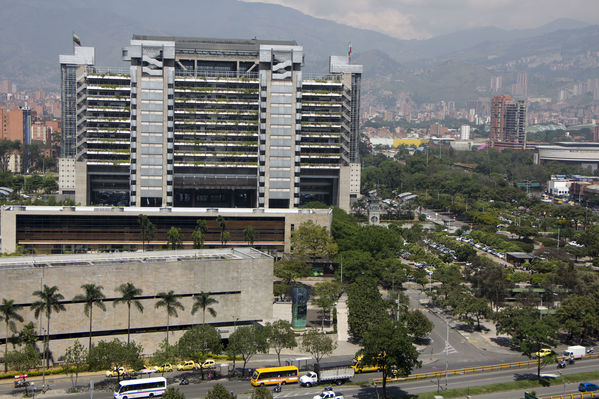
7,357,599,399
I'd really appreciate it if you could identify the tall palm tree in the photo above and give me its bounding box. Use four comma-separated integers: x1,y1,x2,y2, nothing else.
191,292,218,324
73,284,106,350
0,299,23,372
154,291,184,345
31,285,65,368
243,225,256,246
113,283,144,344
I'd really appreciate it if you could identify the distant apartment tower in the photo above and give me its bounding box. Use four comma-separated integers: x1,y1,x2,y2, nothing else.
490,95,527,150
59,36,362,211
512,72,528,98
460,125,470,140
490,76,502,93
594,125,599,142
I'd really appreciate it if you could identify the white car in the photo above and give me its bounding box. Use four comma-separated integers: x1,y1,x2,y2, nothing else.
313,391,344,399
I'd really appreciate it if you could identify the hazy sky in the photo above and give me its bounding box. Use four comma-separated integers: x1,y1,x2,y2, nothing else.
241,0,599,39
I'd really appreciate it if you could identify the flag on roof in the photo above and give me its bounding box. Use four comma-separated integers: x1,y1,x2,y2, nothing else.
348,42,352,57
73,33,81,46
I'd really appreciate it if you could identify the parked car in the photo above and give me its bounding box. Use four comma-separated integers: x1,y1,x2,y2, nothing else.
579,382,599,392
534,348,553,358
106,367,134,378
201,359,217,369
154,363,173,373
177,361,199,371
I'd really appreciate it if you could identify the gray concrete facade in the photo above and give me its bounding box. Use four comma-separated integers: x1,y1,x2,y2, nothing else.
0,248,272,358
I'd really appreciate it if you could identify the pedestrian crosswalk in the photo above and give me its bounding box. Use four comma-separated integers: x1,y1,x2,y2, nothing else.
444,341,458,354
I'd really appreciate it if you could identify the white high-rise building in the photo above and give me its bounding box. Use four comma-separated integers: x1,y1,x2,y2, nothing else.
460,125,471,140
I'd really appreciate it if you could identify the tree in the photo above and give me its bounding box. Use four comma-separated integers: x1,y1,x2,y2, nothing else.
5,344,40,375
192,219,208,249
177,324,222,362
291,220,339,260
301,328,336,369
138,214,155,252
73,283,106,350
313,281,342,330
556,295,597,342
87,339,144,380
244,225,256,245
360,319,421,399
191,291,218,324
206,383,233,399
167,226,183,250
266,320,297,366
454,295,491,331
273,259,311,285
64,340,87,392
217,215,227,245
155,291,184,345
0,298,23,372
494,306,557,378
31,284,65,368
113,282,144,344
405,310,433,340
227,325,268,373
221,231,231,245
346,277,388,341
163,387,186,399
152,339,180,365
455,245,476,262
0,140,20,173
252,386,273,399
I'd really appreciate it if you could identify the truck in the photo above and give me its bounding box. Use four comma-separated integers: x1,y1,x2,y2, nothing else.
300,368,355,387
564,345,586,359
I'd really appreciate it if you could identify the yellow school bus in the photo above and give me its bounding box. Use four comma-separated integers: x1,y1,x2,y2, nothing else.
250,366,299,386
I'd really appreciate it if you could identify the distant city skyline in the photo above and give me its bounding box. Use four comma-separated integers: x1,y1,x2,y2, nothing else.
241,0,599,39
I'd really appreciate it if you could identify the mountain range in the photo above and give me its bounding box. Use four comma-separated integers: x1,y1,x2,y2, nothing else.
1,0,598,106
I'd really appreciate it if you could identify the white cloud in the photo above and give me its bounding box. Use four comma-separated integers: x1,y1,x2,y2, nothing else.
240,0,599,38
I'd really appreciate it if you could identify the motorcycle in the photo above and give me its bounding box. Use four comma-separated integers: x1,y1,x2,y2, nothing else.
273,384,282,393
557,360,566,369
180,377,189,385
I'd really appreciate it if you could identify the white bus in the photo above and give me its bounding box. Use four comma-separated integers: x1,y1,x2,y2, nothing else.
114,377,167,399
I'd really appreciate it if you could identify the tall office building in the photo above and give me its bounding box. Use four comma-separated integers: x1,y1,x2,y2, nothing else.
490,95,527,150
59,36,362,211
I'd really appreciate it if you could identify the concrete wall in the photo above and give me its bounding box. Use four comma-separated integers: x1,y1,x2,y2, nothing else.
0,249,273,358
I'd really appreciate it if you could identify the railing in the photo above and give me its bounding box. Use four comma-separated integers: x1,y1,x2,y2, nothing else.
541,393,599,399
372,355,599,385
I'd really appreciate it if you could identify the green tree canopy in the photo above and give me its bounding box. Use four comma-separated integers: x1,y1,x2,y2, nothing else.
274,259,311,285
359,319,421,399
87,339,144,380
227,325,268,373
301,328,336,369
163,387,186,399
266,320,297,366
347,277,388,341
167,227,183,250
177,324,222,361
138,214,155,252
206,384,233,399
64,340,87,391
291,220,338,260
405,310,433,340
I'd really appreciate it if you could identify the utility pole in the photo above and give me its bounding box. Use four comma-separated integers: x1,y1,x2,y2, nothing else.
445,319,449,391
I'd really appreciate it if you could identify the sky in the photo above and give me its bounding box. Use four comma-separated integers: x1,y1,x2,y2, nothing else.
241,0,599,39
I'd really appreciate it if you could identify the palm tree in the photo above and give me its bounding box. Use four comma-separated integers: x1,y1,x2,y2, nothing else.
31,285,65,368
191,292,218,324
73,284,106,350
113,283,144,344
154,291,184,345
0,299,23,372
216,215,226,245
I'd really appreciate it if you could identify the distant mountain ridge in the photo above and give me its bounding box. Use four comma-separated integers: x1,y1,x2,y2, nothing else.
0,0,596,101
